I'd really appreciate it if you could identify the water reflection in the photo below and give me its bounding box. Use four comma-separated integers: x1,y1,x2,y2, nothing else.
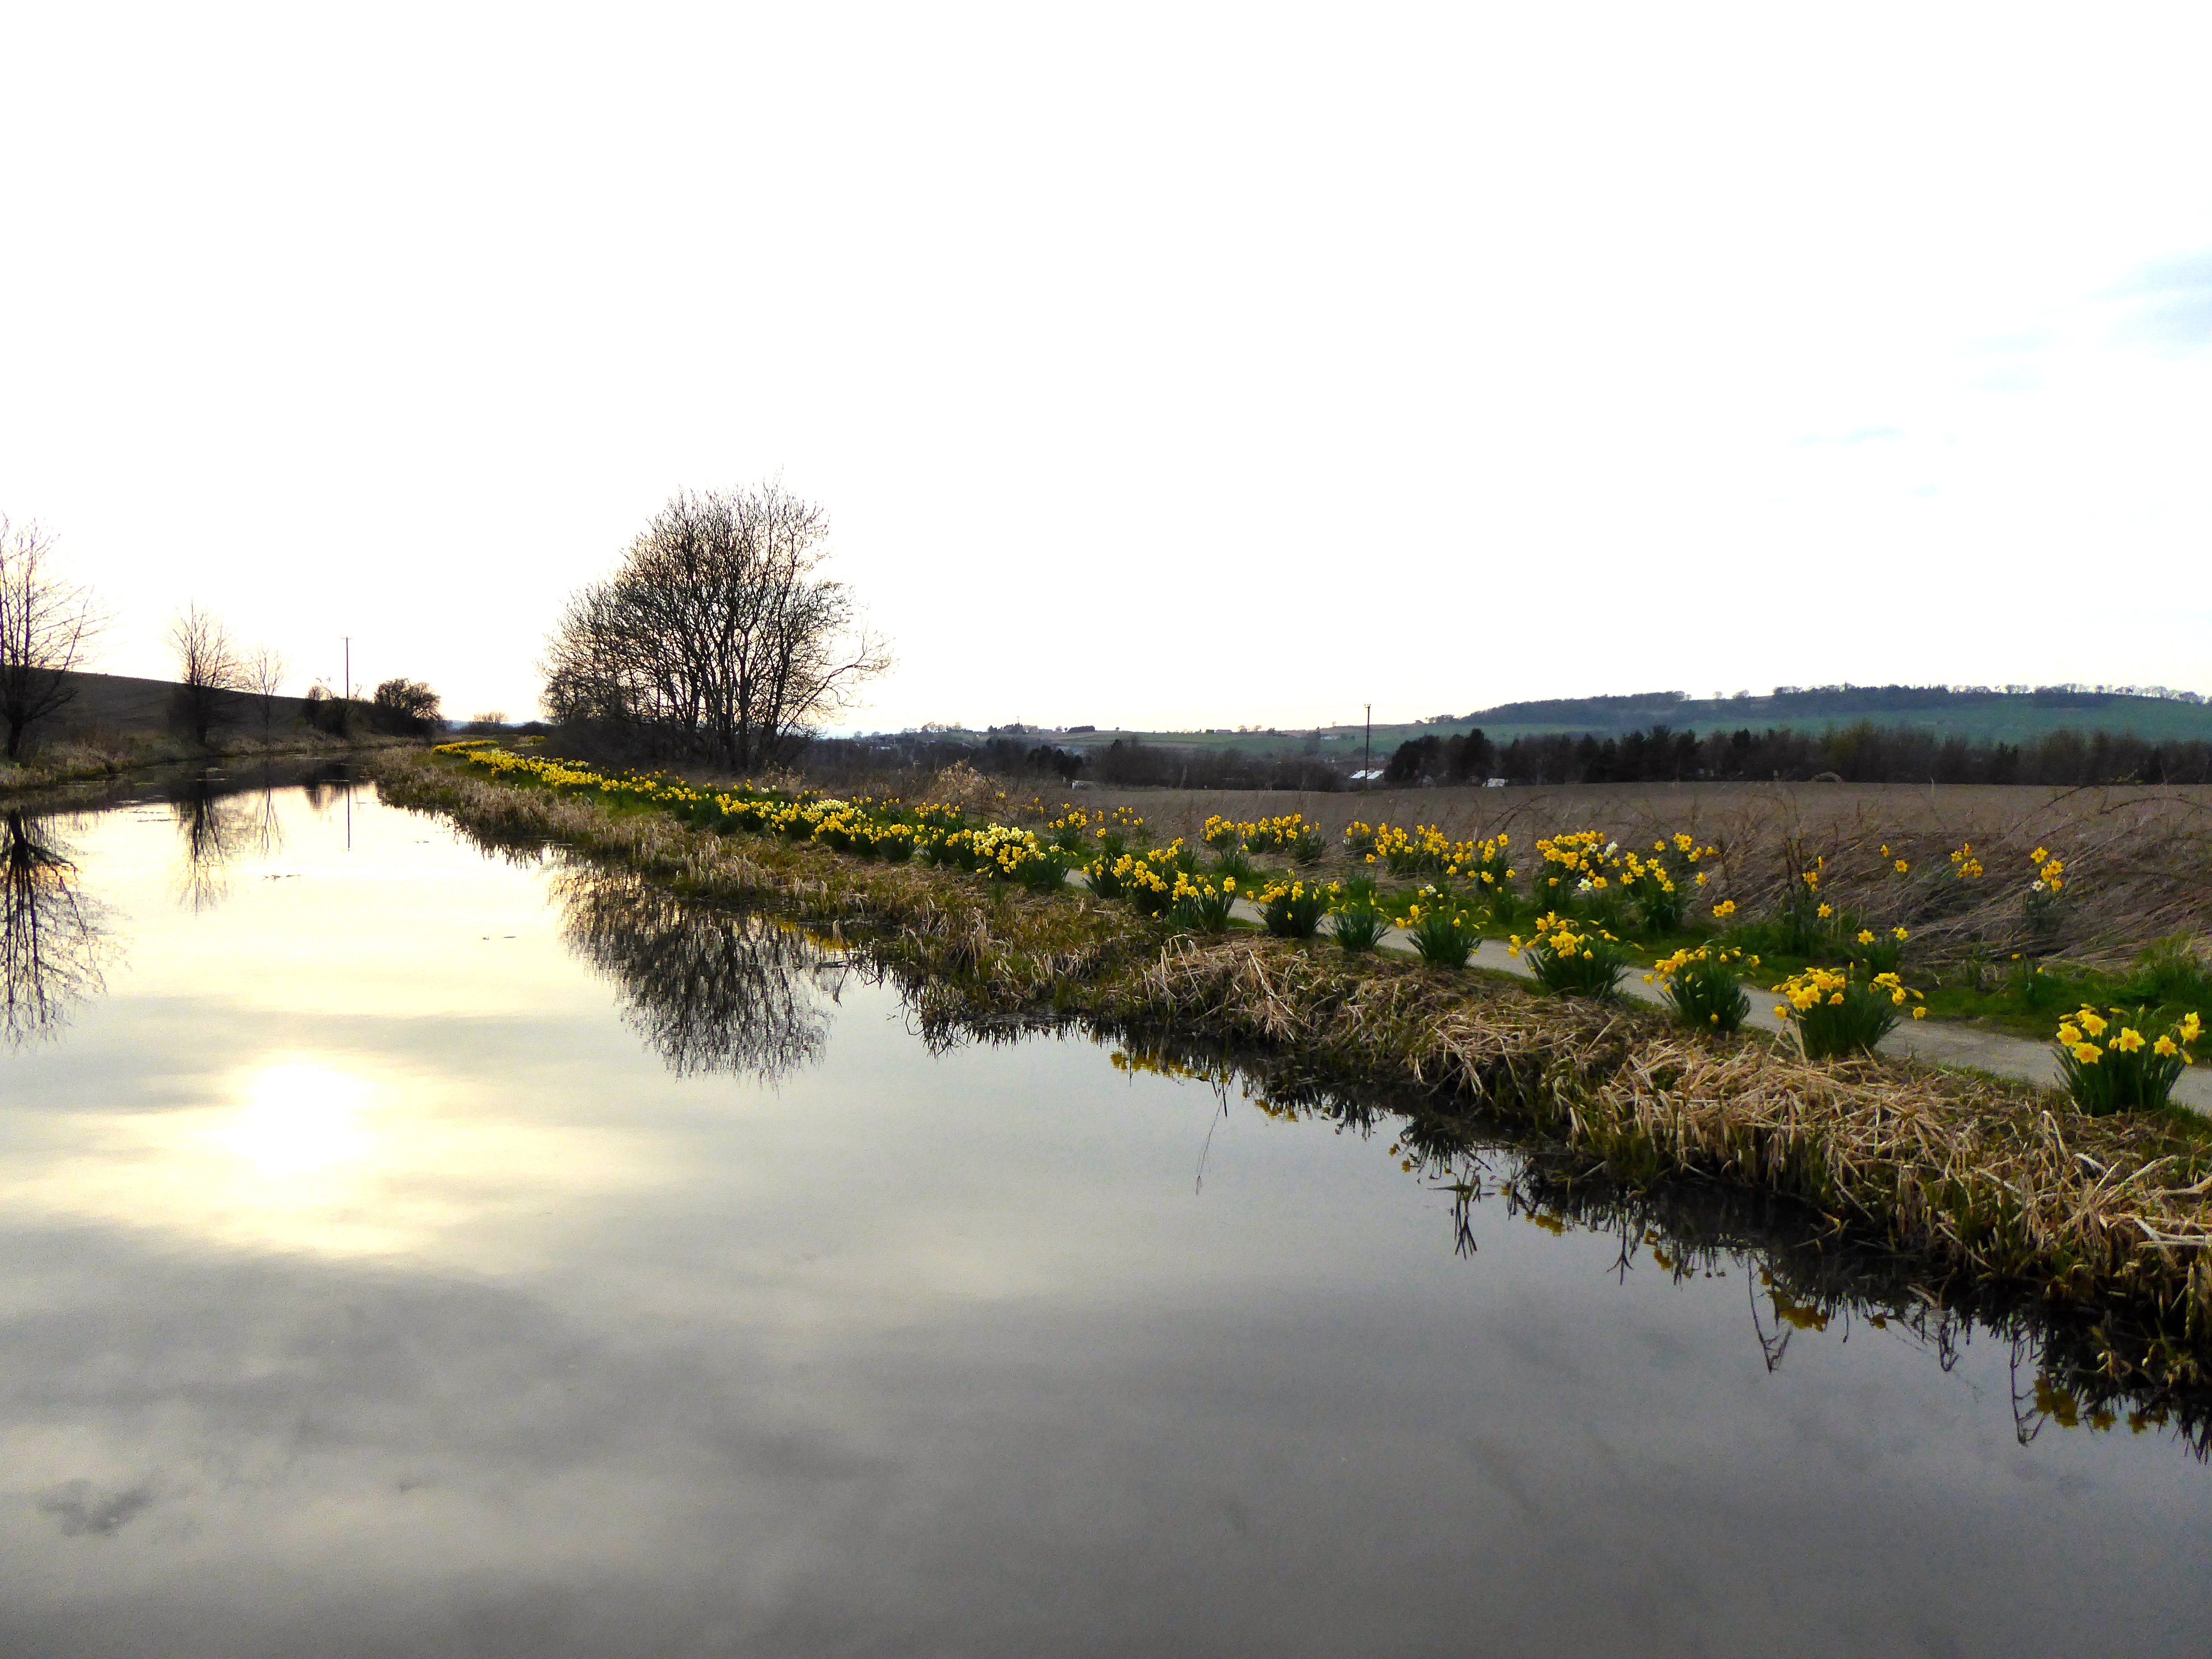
1096,1028,2212,1459
4,785,2212,1654
0,810,111,1045
554,866,842,1081
170,776,281,913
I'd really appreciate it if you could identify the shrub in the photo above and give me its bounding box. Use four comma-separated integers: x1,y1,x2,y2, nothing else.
1774,967,1925,1059
1402,901,1482,968
1513,911,1630,999
1255,878,1331,939
2053,1006,2201,1115
1648,945,1754,1032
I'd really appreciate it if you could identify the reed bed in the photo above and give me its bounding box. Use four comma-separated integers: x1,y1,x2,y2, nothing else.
374,750,2212,1386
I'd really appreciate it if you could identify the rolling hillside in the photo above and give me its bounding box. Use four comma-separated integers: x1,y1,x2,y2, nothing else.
1018,685,2212,759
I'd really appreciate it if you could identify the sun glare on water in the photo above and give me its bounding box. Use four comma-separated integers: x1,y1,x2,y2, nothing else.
216,1063,377,1179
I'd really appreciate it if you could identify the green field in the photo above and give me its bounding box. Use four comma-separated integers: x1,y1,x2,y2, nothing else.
1022,686,2212,757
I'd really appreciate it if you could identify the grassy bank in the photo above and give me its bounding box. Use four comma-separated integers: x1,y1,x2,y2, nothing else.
0,729,415,799
373,747,2212,1393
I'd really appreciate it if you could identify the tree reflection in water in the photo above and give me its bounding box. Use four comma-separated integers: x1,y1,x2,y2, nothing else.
1,811,112,1045
554,867,841,1082
171,775,274,914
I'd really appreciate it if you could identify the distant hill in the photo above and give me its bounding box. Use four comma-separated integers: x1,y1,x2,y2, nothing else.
1007,684,2212,764
24,669,313,745
1445,684,2212,746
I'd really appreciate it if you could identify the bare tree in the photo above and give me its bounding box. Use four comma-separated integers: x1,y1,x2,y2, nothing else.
0,516,107,761
166,603,247,745
543,483,891,769
248,645,289,737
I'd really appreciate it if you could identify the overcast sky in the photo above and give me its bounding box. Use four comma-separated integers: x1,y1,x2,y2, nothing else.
4,4,2208,731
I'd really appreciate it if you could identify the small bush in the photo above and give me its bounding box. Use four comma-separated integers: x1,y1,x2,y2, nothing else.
2053,1006,2201,1115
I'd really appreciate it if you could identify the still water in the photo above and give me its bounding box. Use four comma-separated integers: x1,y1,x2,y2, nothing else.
2,777,2210,1657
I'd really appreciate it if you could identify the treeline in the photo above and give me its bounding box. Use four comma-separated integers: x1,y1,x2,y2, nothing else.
801,732,1346,792
1390,722,2212,787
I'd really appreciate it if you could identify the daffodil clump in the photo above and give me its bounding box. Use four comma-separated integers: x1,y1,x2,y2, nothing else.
1046,805,1147,858
434,743,717,816
2025,845,2067,935
1097,843,1190,915
1400,900,1483,969
1458,834,1522,921
1253,877,1335,939
1510,912,1630,999
1773,966,1925,1059
1532,830,1618,910
1617,832,1718,933
1647,944,1756,1032
2053,1006,2200,1115
1324,884,1392,952
1366,823,1467,880
1847,923,1911,975
1169,872,1239,932
1775,856,1831,953
1201,815,1244,852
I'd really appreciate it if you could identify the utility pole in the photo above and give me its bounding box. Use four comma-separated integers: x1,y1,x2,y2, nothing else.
342,636,355,848
1362,704,1372,792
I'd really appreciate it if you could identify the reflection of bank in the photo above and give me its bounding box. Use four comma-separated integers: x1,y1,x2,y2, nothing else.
1,810,111,1045
555,867,843,1081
